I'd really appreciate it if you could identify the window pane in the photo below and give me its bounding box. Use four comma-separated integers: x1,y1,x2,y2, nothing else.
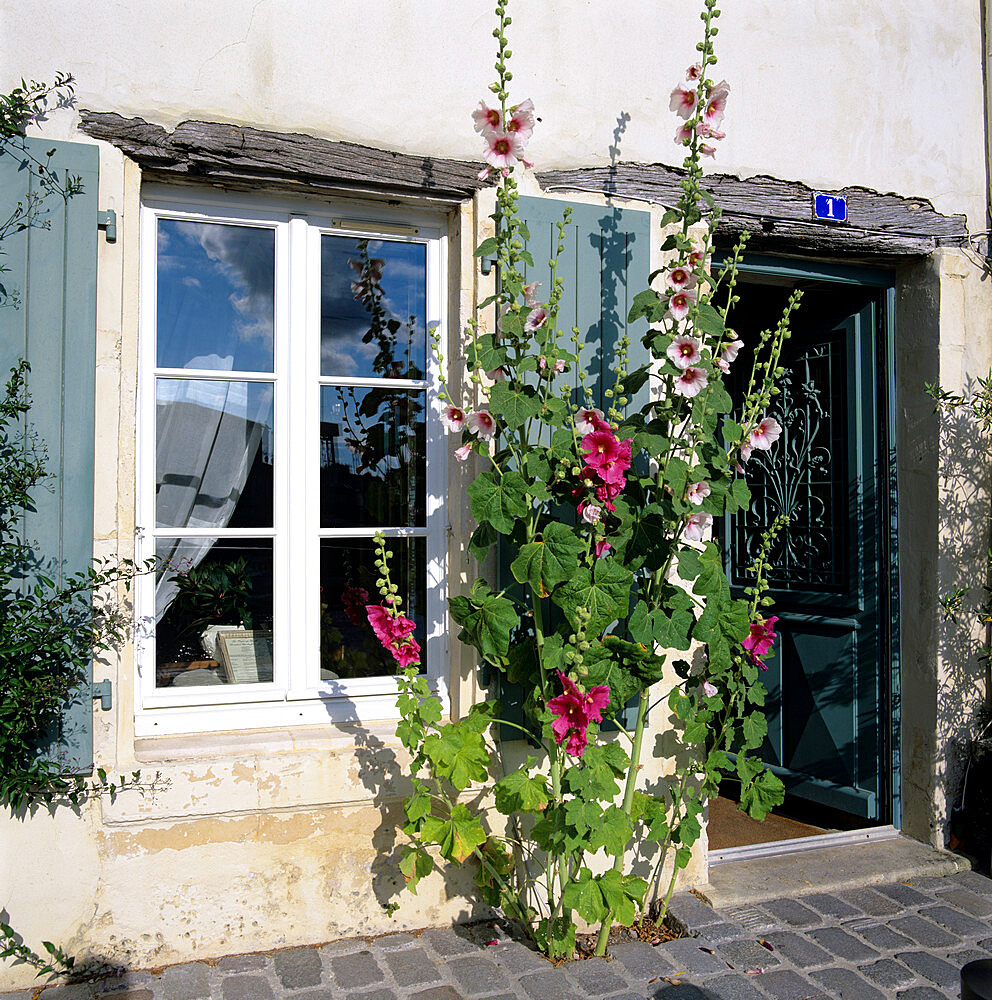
156,379,274,529
154,538,274,688
319,537,425,680
320,235,427,379
320,385,425,528
157,220,275,372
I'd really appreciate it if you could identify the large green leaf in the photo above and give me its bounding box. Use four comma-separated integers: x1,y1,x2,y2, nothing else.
467,470,530,535
493,760,550,814
448,582,518,663
488,382,541,428
423,724,490,789
421,803,487,863
552,559,633,635
510,522,583,596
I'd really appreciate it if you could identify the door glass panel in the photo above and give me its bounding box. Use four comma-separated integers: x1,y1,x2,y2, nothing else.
320,235,427,379
156,220,275,373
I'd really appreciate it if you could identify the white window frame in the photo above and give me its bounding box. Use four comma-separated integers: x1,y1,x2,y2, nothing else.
135,186,449,736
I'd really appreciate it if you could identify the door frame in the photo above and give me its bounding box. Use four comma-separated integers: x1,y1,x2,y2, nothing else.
719,252,901,832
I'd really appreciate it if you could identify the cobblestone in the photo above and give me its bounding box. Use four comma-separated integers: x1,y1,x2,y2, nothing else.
12,870,990,1000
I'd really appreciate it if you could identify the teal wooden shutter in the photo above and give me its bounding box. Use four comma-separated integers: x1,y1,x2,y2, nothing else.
0,136,100,771
494,196,651,734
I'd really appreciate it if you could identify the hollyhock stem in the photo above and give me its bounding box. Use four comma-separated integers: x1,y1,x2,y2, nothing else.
593,688,650,956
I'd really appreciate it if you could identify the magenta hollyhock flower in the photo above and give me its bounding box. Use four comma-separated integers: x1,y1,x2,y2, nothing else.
667,334,702,370
594,538,612,559
454,443,472,462
472,101,502,136
467,410,496,440
595,480,623,511
742,616,779,669
669,84,697,120
575,407,609,435
506,98,536,141
749,416,782,451
525,306,549,331
441,405,466,432
687,480,711,505
366,604,420,668
341,584,370,627
547,671,610,758
673,366,708,398
667,288,697,322
682,511,713,542
582,429,621,470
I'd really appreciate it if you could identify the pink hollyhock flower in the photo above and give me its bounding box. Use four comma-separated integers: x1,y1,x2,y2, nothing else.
673,366,708,398
739,442,752,463
687,240,706,268
575,407,609,435
686,63,703,82
441,405,466,432
674,121,694,145
484,130,525,169
538,356,547,371
486,367,505,382
687,480,711,505
467,410,496,439
702,680,718,698
669,84,697,120
697,123,726,142
667,288,697,322
506,98,536,141
454,443,473,462
723,338,744,363
581,503,602,525
742,616,778,669
582,429,621,471
699,143,717,158
472,101,502,136
749,416,782,451
667,334,702,370
522,281,541,307
547,671,610,759
553,359,566,374
477,165,495,182
714,357,730,374
665,266,695,292
704,80,730,129
525,306,549,331
594,538,612,559
682,511,713,542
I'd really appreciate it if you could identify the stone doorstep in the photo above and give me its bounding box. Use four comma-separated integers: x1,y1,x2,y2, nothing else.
695,835,969,910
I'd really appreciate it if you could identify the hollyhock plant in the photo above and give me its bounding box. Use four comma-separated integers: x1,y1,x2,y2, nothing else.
391,0,794,967
548,671,610,758
454,443,473,462
742,616,779,668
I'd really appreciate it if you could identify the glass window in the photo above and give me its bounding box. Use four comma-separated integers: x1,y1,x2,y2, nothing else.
138,196,444,732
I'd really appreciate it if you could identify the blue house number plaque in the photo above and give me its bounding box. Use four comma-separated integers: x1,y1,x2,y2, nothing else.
813,192,847,223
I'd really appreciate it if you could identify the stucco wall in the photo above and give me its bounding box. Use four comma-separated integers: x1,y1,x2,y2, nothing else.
0,0,987,232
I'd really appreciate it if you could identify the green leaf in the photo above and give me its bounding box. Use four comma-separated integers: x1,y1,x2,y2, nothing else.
628,288,664,323
693,301,726,337
510,522,584,596
488,382,541,428
552,559,633,635
467,333,506,372
467,470,530,534
448,582,518,663
399,845,434,895
590,805,633,856
739,763,786,820
473,236,497,258
562,869,609,924
432,803,488,863
741,711,768,750
596,869,640,925
493,763,550,814
404,787,432,824
468,521,499,562
423,724,490,789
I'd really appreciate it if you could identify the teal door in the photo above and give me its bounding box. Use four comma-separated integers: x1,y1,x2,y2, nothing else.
726,264,898,824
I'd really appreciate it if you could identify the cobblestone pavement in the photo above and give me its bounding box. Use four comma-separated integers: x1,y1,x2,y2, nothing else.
8,870,992,1000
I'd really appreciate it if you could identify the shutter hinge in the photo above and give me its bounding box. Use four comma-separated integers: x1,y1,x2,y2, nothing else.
92,679,113,711
480,256,497,276
97,209,117,243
